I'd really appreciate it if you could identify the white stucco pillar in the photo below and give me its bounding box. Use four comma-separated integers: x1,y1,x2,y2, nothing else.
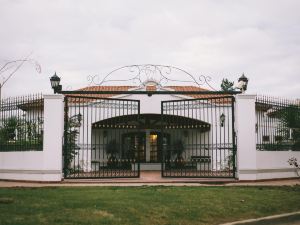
43,94,64,181
235,94,257,180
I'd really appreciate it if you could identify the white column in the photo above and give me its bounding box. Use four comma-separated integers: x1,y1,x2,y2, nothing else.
43,94,64,181
235,94,257,180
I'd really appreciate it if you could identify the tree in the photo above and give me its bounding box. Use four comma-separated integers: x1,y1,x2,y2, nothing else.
172,139,185,168
278,105,300,150
0,54,41,101
220,78,235,91
0,117,18,144
106,139,120,168
63,115,81,175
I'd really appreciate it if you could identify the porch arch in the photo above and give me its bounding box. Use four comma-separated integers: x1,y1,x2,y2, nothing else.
92,113,211,131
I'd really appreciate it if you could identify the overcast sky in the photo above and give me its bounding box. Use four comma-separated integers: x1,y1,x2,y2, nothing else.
0,0,299,98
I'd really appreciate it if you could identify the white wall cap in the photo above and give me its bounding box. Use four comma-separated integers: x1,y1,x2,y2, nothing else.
43,94,64,100
236,94,256,100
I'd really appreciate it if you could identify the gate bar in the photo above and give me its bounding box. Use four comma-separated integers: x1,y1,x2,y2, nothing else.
58,90,241,95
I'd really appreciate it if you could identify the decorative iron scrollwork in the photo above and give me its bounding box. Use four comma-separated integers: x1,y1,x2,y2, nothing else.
87,64,215,89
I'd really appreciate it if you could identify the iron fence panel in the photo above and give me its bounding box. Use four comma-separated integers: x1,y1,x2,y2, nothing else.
0,94,44,152
255,96,300,151
161,96,236,178
63,96,140,179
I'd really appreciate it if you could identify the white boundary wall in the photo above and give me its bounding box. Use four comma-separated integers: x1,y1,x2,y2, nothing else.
0,92,299,181
0,95,64,181
236,94,300,180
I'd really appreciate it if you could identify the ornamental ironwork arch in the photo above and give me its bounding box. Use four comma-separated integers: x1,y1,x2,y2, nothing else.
87,64,215,90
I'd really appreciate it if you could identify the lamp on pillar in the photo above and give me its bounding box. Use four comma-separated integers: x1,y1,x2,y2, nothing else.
237,74,249,93
77,113,82,126
50,72,62,94
220,113,226,127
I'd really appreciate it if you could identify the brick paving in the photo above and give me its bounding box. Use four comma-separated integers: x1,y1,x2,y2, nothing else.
0,171,299,187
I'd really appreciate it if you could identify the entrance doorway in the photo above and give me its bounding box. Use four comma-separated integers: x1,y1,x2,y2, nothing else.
149,132,159,162
149,132,170,163
122,131,170,164
122,132,146,163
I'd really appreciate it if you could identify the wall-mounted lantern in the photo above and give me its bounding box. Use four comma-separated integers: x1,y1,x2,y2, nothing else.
220,113,226,127
77,113,82,124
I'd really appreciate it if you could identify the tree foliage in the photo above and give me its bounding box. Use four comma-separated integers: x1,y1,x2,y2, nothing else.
106,139,119,157
278,105,300,150
220,78,235,91
173,139,185,158
0,117,18,144
0,116,43,150
63,115,81,176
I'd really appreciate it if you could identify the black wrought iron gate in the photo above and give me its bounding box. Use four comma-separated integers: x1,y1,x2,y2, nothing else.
63,96,140,179
161,96,236,178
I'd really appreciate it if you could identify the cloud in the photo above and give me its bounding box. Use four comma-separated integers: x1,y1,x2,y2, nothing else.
0,0,299,98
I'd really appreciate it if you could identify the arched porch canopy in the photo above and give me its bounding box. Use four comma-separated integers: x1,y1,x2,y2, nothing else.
92,113,210,132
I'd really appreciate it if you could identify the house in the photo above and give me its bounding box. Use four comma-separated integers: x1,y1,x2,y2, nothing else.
255,96,300,151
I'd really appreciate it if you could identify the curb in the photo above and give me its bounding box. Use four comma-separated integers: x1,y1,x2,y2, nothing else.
220,211,300,225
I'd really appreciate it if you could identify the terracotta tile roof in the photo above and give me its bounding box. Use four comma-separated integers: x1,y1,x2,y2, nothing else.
166,86,208,92
66,85,232,103
166,86,231,100
66,86,135,102
166,86,208,98
80,86,136,91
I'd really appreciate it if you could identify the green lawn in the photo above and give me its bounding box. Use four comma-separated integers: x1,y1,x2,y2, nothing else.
0,186,300,225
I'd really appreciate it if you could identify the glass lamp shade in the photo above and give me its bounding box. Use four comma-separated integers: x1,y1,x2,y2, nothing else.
220,113,225,127
77,113,82,123
238,74,248,91
50,72,61,89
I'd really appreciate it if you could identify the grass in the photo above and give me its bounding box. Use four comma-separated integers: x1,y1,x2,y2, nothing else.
0,186,300,225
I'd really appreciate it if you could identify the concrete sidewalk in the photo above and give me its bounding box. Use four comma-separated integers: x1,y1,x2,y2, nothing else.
0,171,299,187
220,211,300,225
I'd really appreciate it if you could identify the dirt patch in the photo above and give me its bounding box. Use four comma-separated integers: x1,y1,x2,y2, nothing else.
0,197,14,204
93,210,115,219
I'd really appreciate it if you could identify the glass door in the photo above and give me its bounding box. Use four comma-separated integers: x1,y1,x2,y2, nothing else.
122,132,146,163
150,132,170,163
